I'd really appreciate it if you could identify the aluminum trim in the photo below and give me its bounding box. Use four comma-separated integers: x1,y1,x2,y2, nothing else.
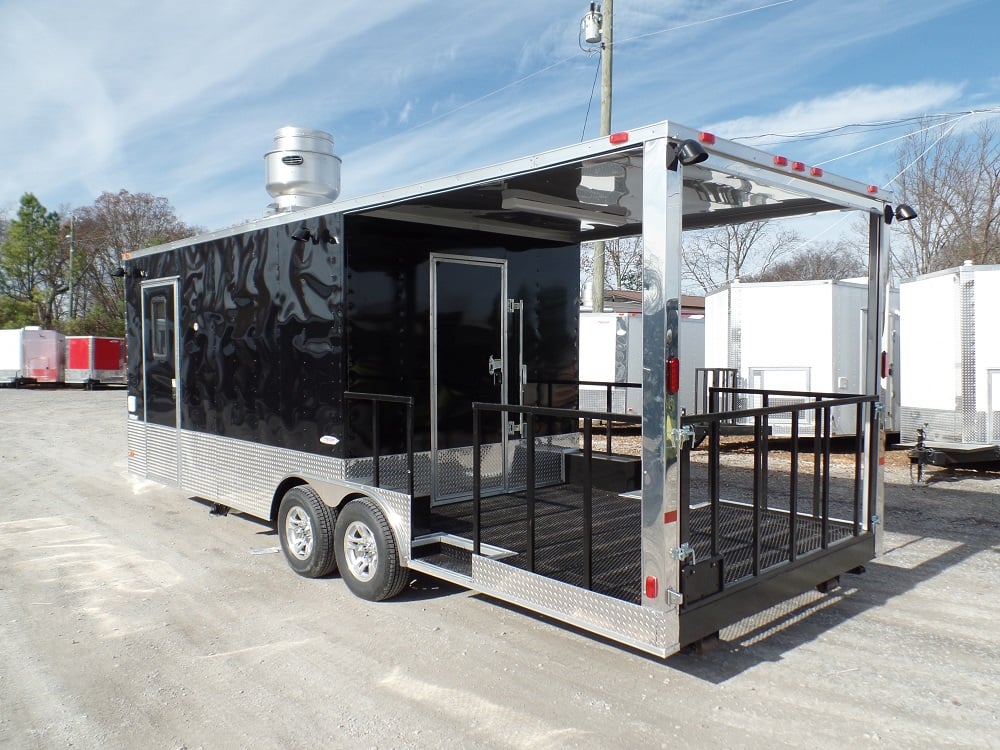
472,556,677,657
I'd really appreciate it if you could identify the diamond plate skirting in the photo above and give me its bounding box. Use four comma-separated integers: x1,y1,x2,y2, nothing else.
472,555,677,657
129,422,346,519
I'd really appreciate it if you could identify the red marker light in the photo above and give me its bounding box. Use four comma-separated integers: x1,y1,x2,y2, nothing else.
645,575,659,599
867,185,879,194
609,131,629,144
666,356,680,394
774,155,789,167
664,509,678,525
698,131,716,144
810,167,824,177
791,161,806,171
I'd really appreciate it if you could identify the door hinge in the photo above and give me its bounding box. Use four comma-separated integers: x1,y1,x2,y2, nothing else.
672,425,695,446
507,299,522,313
507,420,522,438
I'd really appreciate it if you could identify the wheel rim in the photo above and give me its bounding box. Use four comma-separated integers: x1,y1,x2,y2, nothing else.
344,520,378,582
285,506,313,560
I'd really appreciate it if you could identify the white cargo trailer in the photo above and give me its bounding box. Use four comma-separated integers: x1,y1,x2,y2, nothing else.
0,327,66,386
900,262,1000,466
704,279,900,437
579,312,704,418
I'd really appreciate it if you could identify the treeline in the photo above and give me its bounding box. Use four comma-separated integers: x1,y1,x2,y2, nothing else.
0,191,201,336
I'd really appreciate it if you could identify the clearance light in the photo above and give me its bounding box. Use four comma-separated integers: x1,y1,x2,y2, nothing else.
698,131,716,145
774,155,789,167
609,131,629,144
811,167,824,177
666,356,680,394
867,185,879,194
645,575,659,599
791,161,806,171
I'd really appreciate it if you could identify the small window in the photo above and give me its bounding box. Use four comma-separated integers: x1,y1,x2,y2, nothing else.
151,296,169,360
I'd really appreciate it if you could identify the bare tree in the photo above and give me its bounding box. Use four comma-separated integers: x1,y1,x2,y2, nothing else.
66,190,200,335
744,239,867,282
682,220,801,294
892,120,1000,277
581,235,643,294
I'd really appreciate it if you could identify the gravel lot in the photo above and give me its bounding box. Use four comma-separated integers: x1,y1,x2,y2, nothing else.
1,388,998,749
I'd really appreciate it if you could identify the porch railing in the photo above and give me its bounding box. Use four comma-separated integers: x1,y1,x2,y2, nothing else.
344,391,415,498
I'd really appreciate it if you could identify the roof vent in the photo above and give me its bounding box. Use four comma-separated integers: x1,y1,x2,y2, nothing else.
264,127,341,215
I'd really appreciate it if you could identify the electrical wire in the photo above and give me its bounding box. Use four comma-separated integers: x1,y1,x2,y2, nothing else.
580,55,603,141
390,1,799,140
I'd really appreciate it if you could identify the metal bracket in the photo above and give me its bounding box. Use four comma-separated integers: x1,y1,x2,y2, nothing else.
873,401,885,415
666,588,684,607
870,514,882,526
507,299,522,313
507,420,522,438
670,542,694,562
672,425,695,447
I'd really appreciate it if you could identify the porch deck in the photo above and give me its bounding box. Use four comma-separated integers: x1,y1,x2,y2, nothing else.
418,483,857,605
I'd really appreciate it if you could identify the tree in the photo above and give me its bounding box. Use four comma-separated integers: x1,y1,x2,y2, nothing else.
743,240,867,282
66,190,200,335
0,193,64,327
892,120,1000,277
581,235,643,295
681,220,802,294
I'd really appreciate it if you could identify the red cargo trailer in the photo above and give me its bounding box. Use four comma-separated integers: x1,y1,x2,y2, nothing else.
66,336,126,388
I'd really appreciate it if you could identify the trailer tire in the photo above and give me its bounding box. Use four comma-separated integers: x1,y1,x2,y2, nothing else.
277,485,338,578
334,497,409,602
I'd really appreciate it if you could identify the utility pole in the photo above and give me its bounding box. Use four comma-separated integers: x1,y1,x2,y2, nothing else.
68,216,75,319
585,1,612,312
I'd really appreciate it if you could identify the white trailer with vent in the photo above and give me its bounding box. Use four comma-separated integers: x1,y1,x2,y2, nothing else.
900,262,1000,465
579,312,704,418
704,279,900,436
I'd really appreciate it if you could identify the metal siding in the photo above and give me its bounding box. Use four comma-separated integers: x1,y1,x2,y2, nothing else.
472,556,677,657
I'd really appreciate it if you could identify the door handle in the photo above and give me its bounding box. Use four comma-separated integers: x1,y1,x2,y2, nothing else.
488,355,502,385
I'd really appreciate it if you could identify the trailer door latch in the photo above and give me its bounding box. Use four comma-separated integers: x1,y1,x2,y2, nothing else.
672,425,695,446
670,542,695,562
488,355,503,385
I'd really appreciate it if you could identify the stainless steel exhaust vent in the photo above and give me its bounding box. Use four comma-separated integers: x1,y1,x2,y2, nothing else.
264,127,341,214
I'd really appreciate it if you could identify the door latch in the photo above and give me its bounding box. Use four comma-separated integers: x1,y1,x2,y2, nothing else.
488,355,503,385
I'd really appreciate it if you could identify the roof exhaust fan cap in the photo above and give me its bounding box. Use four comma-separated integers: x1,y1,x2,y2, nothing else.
265,126,342,214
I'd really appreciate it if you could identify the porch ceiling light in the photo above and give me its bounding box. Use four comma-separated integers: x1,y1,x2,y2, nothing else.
668,139,709,170
883,203,918,224
500,189,628,227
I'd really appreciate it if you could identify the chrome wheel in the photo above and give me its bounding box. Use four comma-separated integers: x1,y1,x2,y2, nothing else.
343,520,378,582
285,505,314,560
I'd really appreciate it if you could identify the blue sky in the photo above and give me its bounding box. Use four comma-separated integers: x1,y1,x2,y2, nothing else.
1,0,998,232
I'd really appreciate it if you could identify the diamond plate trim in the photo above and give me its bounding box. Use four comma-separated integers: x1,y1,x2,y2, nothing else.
472,556,677,657
145,423,179,486
127,418,146,476
177,429,346,519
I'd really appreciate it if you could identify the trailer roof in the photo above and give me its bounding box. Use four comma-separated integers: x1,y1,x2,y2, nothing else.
129,119,894,258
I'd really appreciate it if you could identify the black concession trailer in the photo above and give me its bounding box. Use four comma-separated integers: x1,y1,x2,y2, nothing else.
124,120,899,656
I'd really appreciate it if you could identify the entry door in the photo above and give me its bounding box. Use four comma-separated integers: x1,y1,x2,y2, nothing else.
142,280,181,484
431,256,507,503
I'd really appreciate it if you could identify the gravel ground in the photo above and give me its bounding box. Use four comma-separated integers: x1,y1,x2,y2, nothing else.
1,388,998,749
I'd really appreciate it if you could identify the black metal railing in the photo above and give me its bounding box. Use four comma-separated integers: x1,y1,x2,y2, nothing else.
694,367,738,415
471,401,640,592
344,391,415,498
534,379,641,454
681,390,877,582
